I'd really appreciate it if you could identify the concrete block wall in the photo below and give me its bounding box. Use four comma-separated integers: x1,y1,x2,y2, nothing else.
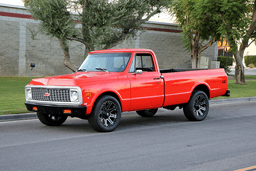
0,19,20,76
0,4,217,77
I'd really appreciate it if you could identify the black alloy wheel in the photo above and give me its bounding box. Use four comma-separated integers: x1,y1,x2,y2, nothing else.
88,95,121,132
183,90,209,121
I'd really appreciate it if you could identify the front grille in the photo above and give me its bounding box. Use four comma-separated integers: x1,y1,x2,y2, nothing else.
31,88,71,102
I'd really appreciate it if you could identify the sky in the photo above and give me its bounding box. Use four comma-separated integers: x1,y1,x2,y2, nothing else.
0,0,174,23
0,0,24,6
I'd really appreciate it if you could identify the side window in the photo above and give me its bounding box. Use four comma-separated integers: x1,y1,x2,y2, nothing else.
135,54,155,72
136,56,142,69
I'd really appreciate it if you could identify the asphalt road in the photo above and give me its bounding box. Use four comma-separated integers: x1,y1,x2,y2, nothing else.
1,101,256,171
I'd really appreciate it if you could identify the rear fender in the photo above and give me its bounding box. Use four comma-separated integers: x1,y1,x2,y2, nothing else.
190,83,211,99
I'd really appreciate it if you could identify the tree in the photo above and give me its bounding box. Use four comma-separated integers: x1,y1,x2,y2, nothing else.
171,0,256,85
170,0,221,68
215,0,256,85
24,0,170,72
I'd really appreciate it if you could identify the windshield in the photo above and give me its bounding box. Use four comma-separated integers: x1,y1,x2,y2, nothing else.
78,53,132,72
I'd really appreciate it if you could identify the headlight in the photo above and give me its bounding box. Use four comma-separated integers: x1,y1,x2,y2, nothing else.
25,88,32,101
70,90,79,102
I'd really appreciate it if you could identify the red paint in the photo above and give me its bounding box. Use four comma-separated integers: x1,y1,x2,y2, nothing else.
0,12,32,19
144,27,182,33
27,49,228,115
44,93,50,97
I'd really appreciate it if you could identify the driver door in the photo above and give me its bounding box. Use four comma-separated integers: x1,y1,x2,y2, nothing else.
128,53,164,111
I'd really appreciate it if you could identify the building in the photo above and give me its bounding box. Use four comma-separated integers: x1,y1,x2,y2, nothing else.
0,3,218,77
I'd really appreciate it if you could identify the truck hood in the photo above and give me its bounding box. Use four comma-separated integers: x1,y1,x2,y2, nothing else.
28,72,120,86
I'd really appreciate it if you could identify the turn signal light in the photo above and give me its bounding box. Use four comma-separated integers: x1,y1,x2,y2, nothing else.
32,106,38,111
85,92,92,97
63,109,71,114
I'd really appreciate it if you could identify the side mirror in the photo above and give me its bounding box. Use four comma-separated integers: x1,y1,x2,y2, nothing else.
135,70,142,75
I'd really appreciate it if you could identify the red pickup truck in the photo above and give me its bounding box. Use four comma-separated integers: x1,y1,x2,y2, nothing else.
25,49,230,132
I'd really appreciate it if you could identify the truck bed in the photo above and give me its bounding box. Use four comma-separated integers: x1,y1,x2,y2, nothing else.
160,68,207,73
160,68,228,107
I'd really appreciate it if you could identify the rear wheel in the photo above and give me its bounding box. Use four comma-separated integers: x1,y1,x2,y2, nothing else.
183,91,209,121
37,112,67,126
136,108,158,117
88,95,121,132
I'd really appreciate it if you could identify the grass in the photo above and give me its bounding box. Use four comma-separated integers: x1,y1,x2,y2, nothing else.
0,77,36,115
220,80,256,99
244,75,256,80
229,75,256,80
0,76,256,115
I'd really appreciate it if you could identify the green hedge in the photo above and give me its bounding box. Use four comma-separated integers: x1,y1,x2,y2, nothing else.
217,56,234,68
244,56,256,67
217,56,234,75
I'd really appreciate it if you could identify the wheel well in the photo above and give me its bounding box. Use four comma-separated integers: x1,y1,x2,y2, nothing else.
94,92,122,109
193,84,210,98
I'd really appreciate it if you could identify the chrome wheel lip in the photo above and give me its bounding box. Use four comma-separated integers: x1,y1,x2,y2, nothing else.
193,94,208,117
99,100,118,128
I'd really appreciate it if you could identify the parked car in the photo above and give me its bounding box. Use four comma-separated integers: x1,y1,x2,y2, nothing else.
25,49,230,132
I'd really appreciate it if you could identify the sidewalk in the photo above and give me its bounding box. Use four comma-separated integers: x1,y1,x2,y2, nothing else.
230,67,256,75
1,97,256,122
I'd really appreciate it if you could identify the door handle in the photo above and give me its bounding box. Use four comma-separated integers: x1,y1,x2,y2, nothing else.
154,77,160,80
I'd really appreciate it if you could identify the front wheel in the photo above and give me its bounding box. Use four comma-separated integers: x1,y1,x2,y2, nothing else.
37,112,67,126
183,90,209,121
136,108,158,117
88,95,121,132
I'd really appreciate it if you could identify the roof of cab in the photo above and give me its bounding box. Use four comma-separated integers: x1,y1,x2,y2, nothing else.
89,48,154,54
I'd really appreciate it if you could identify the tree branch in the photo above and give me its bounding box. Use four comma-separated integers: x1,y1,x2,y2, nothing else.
240,0,256,51
248,38,256,47
58,38,77,72
105,30,128,49
198,37,216,54
141,7,161,22
66,36,89,48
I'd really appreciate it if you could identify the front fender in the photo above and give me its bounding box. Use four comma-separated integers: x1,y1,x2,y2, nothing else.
85,89,126,115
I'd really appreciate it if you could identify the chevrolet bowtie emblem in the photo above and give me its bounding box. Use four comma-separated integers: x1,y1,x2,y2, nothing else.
44,93,50,97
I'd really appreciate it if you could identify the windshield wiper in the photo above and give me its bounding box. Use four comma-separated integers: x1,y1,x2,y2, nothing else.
77,69,87,72
95,68,109,73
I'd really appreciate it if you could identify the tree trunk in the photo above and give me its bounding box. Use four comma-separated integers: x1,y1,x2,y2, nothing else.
58,38,78,72
191,46,199,69
191,56,199,69
234,51,246,85
229,0,256,85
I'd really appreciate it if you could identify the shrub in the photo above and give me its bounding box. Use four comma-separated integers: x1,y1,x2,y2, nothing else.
248,63,255,68
245,56,256,67
217,56,234,75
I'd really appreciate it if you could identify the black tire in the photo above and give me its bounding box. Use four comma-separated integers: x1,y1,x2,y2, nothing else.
37,112,68,126
183,90,209,121
136,108,158,117
88,95,121,132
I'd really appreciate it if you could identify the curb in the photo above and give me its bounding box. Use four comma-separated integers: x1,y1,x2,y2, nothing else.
1,97,256,122
209,97,256,104
0,113,37,122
